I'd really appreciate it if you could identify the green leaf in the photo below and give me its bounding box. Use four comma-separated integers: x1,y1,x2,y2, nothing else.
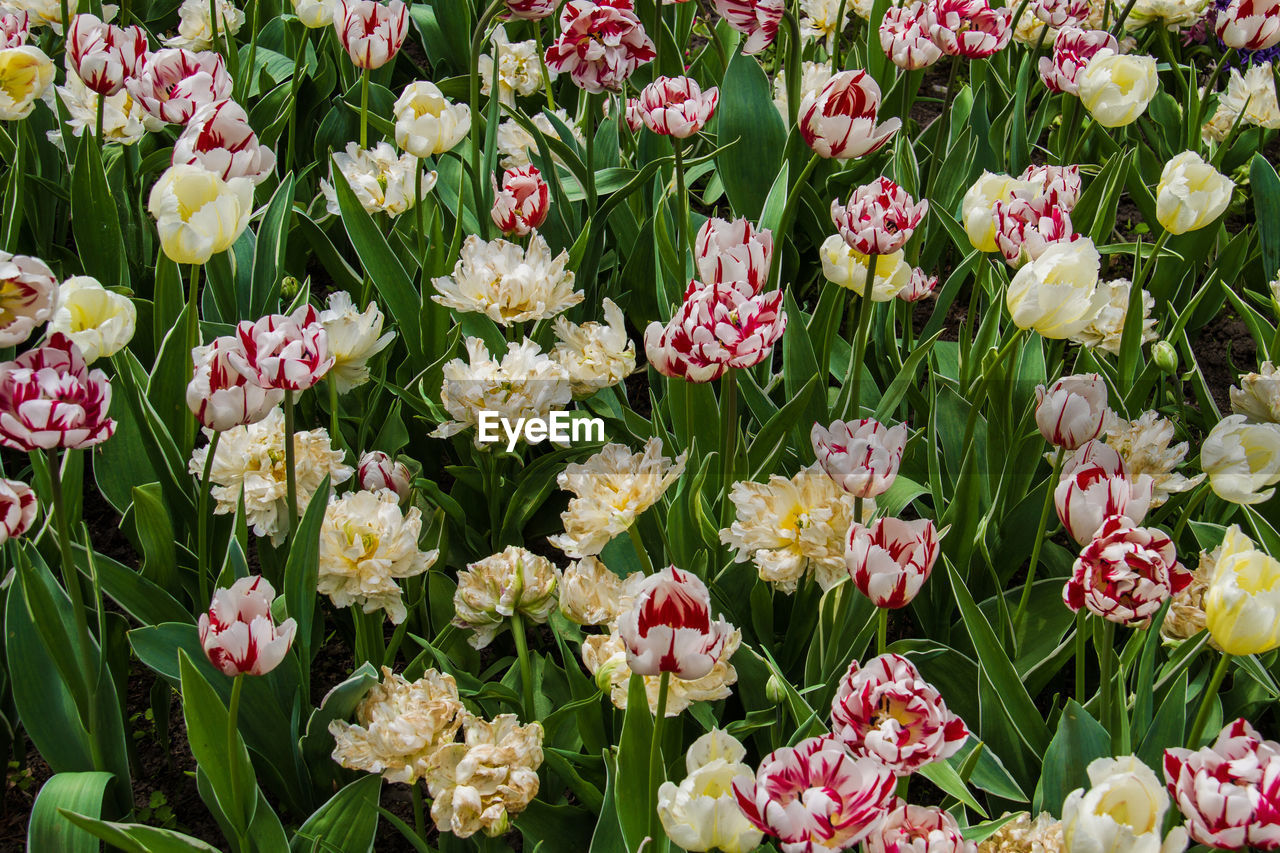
58,811,221,852
72,541,192,627
178,651,258,834
71,131,128,287
919,758,988,817
747,374,818,480
284,474,329,671
1251,153,1280,282
251,173,296,317
614,674,654,853
29,772,113,853
717,51,787,219
290,775,382,853
131,483,179,592
1033,701,1110,817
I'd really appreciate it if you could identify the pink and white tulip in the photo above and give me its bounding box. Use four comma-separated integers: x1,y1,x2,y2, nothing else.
1032,0,1090,27
1020,163,1083,211
867,803,977,853
358,450,412,502
880,3,944,70
0,11,28,48
66,13,147,96
0,334,115,451
1063,515,1189,626
831,177,929,256
714,0,785,55
811,418,909,498
187,336,285,431
643,281,787,383
491,165,550,237
544,0,655,94
926,0,1012,57
993,199,1077,267
1034,373,1108,450
0,251,57,347
127,48,232,124
1215,0,1280,50
0,478,36,543
173,99,277,184
1038,27,1117,95
800,70,901,160
505,0,560,19
616,565,733,680
227,305,334,392
199,575,297,677
695,217,774,293
333,0,408,69
897,268,938,302
1054,440,1154,545
847,517,940,609
636,75,719,138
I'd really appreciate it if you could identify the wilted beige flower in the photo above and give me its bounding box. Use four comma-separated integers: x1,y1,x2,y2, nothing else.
548,438,687,558
319,292,394,394
1162,546,1216,644
1124,0,1207,29
720,464,863,593
317,489,436,625
979,812,1064,853
426,713,544,839
496,108,585,170
583,627,741,716
433,337,571,445
329,666,464,784
1102,410,1204,506
321,141,437,218
1230,361,1280,423
164,0,243,48
1069,278,1157,356
773,61,835,120
559,555,645,626
432,233,581,326
46,62,162,148
478,26,549,105
552,297,636,397
1203,65,1280,143
189,407,353,546
452,546,560,649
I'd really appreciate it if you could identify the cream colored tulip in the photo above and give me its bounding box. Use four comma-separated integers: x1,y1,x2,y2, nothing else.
1201,414,1280,504
962,171,1039,253
1205,525,1280,655
1006,238,1106,339
1061,756,1187,853
656,729,763,853
292,0,334,27
47,276,136,363
0,45,53,120
394,81,470,157
1078,50,1159,127
148,164,253,265
818,234,912,300
1156,151,1234,235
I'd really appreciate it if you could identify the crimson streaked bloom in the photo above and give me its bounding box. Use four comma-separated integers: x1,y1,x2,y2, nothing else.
734,735,897,851
812,419,909,498
897,268,938,302
198,575,297,677
831,653,969,776
505,0,560,19
926,0,1012,57
0,11,28,48
880,2,944,70
0,252,57,347
867,803,976,853
173,99,277,184
800,70,901,160
831,177,929,256
1063,515,1188,626
636,75,719,138
616,565,733,680
187,336,285,431
623,97,643,132
1038,27,1117,95
1035,373,1108,450
333,0,408,69
66,13,147,96
695,217,774,293
0,334,114,451
714,0,785,55
847,517,940,609
490,165,550,237
127,48,232,124
0,478,36,543
227,305,335,392
1215,0,1280,50
358,449,412,502
545,0,655,94
992,198,1077,267
1164,718,1280,849
1032,0,1090,26
1020,163,1083,210
643,280,787,383
1055,440,1154,545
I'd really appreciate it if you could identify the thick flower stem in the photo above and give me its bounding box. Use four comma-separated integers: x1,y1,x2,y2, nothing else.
1075,609,1088,700
226,672,250,852
411,783,426,838
876,608,888,656
286,28,306,176
534,21,555,111
511,610,537,721
414,157,425,262
95,94,106,151
328,376,343,455
197,430,222,608
628,523,655,575
47,450,98,721
647,671,671,844
831,0,848,73
1013,447,1066,633
469,0,508,233
923,57,959,198
845,253,879,418
1098,618,1116,746
283,388,298,538
781,11,803,131
719,370,738,511
672,137,695,268
359,67,370,149
1186,654,1232,748
185,264,203,455
1170,483,1208,544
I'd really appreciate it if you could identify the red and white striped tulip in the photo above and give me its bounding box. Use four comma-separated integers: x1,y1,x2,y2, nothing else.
880,2,944,70
643,280,787,383
636,75,719,138
1215,0,1280,50
1021,163,1084,211
898,268,939,302
66,13,147,96
993,198,1077,267
1064,515,1189,626
812,418,909,498
0,478,36,543
1034,373,1108,450
1038,27,1117,95
127,48,232,124
616,565,733,680
0,334,114,451
847,517,940,609
0,251,57,347
227,305,334,392
187,336,285,430
714,0,785,55
0,11,28,48
358,450,412,502
333,0,408,69
491,165,550,237
695,217,774,293
505,0,560,19
800,70,902,160
1032,0,1090,27
868,803,976,853
173,99,277,184
544,0,655,94
199,576,297,677
831,177,930,256
1055,440,1153,545
926,0,1012,57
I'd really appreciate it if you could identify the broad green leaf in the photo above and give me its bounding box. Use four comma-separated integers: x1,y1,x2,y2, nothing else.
284,474,329,672
290,775,382,853
29,771,113,853
71,131,128,287
717,50,787,219
59,811,221,852
1033,701,1110,817
1251,153,1280,282
179,650,259,835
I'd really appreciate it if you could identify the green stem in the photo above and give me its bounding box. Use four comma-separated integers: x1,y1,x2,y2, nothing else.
226,673,249,852
185,264,202,456
95,93,105,150
1132,229,1172,295
923,57,959,197
720,370,738,507
411,783,426,838
511,610,536,721
1171,482,1208,544
876,608,888,656
1186,654,1231,748
1075,609,1087,701
831,0,848,72
534,21,555,111
782,11,802,130
47,451,98,721
1098,618,1116,745
286,28,306,176
414,157,425,261
283,388,297,538
673,136,695,269
647,671,671,844
1156,27,1188,105
845,253,879,418
328,377,343,455
359,66,370,149
628,523,656,575
208,0,223,58
469,0,507,234
243,0,260,101
197,430,222,607
1013,447,1066,632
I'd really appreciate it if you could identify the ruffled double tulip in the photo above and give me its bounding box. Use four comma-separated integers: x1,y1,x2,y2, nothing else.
0,334,114,450
846,517,940,609
695,218,774,292
830,653,969,775
199,576,297,677
127,48,232,124
173,100,277,184
187,336,285,430
47,276,137,363
1035,373,1108,450
616,565,733,680
1201,414,1280,504
1204,525,1280,655
734,736,896,850
993,200,1077,267
66,13,147,96
1063,515,1189,626
898,268,938,302
868,804,975,853
0,11,28,48
0,478,36,544
1039,27,1118,94
228,305,334,392
357,450,412,502
491,165,550,237
544,0,655,94
1156,151,1233,235
0,252,57,347
1164,718,1280,848
1032,0,1091,26
636,75,719,138
1006,238,1105,339
1077,50,1158,128
393,81,470,157
800,70,901,160
812,418,909,498
1023,164,1084,209
1062,756,1186,853
927,0,1013,57
643,280,787,382
506,0,560,18
714,0,785,54
333,0,408,69
1215,0,1280,50
0,45,53,120
148,164,253,265
880,3,944,70
831,178,929,256
1055,441,1153,544
656,730,763,853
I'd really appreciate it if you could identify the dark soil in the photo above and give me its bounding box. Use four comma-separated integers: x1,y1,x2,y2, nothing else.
1191,308,1258,413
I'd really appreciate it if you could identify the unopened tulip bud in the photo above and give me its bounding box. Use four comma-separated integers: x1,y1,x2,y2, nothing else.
1153,340,1178,375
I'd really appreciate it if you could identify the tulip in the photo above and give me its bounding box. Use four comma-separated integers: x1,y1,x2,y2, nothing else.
173,100,276,185
656,730,763,853
1201,414,1280,504
847,517,940,609
867,804,976,853
187,336,286,430
1034,373,1108,450
799,70,902,159
506,0,560,19
358,450,412,502
46,276,137,364
962,171,1038,253
616,565,734,680
880,2,944,70
1054,440,1153,545
228,305,334,392
819,237,913,300
1215,0,1280,50
1006,238,1106,339
714,0,785,55
148,164,254,265
636,75,719,139
831,177,930,256
1156,151,1234,235
393,80,471,157
0,478,36,543
318,292,393,393
695,217,774,293
491,165,550,237
292,0,334,27
0,252,57,347
1203,525,1280,655
0,334,115,450
1040,27,1118,95
198,575,297,676
0,45,53,120
1063,515,1189,626
926,0,1013,57
66,13,147,96
1077,50,1158,128
333,0,407,69
897,268,938,302
734,735,897,850
0,11,29,48
993,199,1077,267
544,0,655,93
1021,163,1084,210
812,418,909,498
643,281,787,383
1062,756,1187,853
830,653,969,775
1033,0,1091,26
126,48,232,124
1165,718,1280,848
